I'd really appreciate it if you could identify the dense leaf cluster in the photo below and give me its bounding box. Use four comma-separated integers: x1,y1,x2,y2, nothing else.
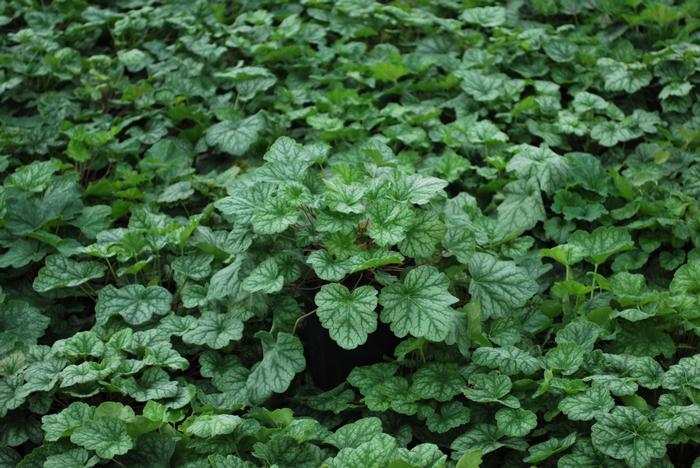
1,0,700,467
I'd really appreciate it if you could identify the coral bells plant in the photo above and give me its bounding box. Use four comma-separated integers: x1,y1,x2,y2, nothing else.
1,0,700,466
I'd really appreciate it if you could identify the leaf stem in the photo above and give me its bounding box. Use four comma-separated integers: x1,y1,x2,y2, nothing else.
292,309,317,336
589,263,599,300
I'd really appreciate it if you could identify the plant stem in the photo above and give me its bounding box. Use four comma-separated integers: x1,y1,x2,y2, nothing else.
292,309,316,335
589,263,599,300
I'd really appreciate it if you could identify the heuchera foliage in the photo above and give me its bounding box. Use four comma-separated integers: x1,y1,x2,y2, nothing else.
1,0,700,467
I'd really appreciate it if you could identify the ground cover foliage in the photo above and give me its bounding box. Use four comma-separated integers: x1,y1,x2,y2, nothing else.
1,0,700,466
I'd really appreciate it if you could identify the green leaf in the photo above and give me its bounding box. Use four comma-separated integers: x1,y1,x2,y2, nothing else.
95,284,172,325
116,368,179,402
70,417,134,459
567,226,634,265
591,121,634,147
670,260,700,300
326,417,383,450
171,253,214,281
572,91,608,113
0,300,50,355
379,266,458,341
118,48,151,72
242,258,284,294
468,253,538,318
324,433,397,468
209,454,257,468
246,332,306,404
58,330,105,358
460,6,506,27
425,401,471,433
369,61,407,82
396,443,447,468
216,185,275,225
367,199,414,246
157,181,193,203
315,284,378,350
306,250,354,281
472,346,542,375
349,249,404,273
661,355,700,390
597,58,651,93
507,144,570,193
182,312,244,349
44,448,92,468
552,189,608,222
559,385,615,421
457,70,504,102
33,255,106,292
456,450,483,468
545,342,585,375
451,424,525,456
324,180,366,214
556,318,602,350
207,258,244,301
398,211,445,259
116,432,177,468
654,405,700,434
300,385,356,415
523,433,577,464
591,407,667,468
205,113,265,156
463,372,519,408
183,414,242,437
389,174,448,205
348,363,399,394
5,160,60,192
558,439,623,468
411,363,465,402
0,238,47,269
495,179,546,238
0,376,28,418
252,196,299,234
540,244,585,267
495,408,537,437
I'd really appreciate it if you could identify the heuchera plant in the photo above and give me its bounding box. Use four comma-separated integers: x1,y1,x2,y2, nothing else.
1,0,700,467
